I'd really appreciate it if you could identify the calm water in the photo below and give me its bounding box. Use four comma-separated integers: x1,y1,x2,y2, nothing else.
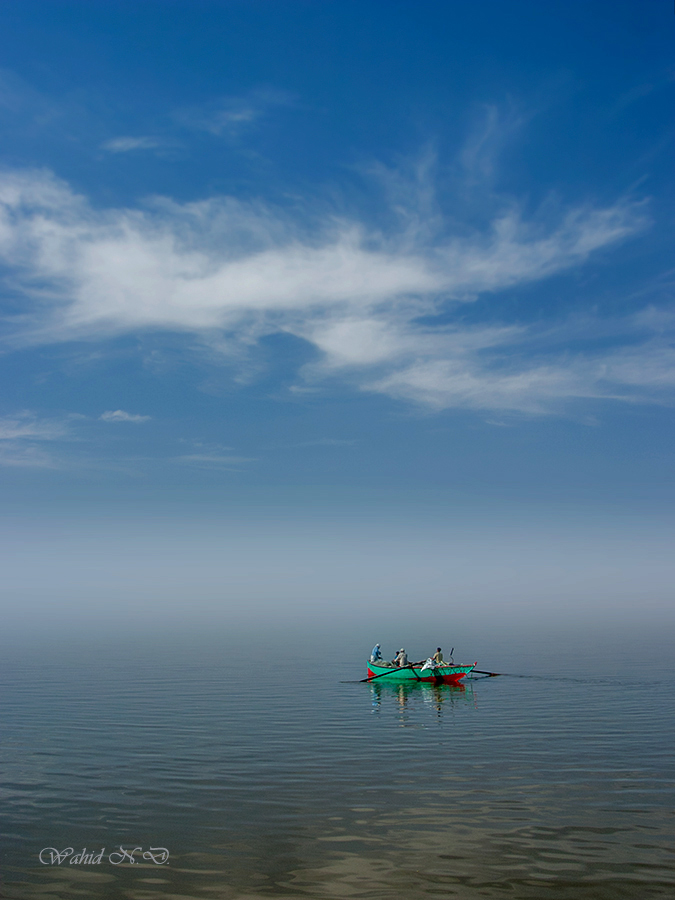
0,630,674,899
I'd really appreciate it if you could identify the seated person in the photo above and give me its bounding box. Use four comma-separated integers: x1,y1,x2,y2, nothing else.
432,647,444,665
394,648,408,667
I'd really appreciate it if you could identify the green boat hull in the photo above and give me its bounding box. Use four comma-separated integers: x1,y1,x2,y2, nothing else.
367,661,475,684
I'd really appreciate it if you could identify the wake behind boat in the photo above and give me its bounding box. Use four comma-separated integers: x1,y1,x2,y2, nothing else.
366,660,476,685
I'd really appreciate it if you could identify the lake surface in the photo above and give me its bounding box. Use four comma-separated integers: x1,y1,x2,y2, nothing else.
1,629,674,899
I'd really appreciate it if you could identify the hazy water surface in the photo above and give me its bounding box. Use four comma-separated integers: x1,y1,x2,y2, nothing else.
0,628,673,899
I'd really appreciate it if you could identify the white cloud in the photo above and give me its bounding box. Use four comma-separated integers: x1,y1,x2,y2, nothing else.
0,165,665,414
174,88,293,137
101,136,166,153
460,102,530,183
174,454,255,467
0,444,57,468
0,412,68,468
99,410,151,423
290,438,357,448
0,411,68,441
368,360,583,413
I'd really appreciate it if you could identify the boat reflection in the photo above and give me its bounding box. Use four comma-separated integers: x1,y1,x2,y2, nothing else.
370,679,476,720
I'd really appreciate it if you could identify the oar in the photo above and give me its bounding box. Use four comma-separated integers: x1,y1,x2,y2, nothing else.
360,664,419,683
471,669,501,676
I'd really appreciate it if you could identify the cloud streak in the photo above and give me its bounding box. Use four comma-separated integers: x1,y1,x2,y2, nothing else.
175,453,255,467
100,136,168,153
0,411,69,468
0,165,664,413
100,410,151,423
173,88,293,137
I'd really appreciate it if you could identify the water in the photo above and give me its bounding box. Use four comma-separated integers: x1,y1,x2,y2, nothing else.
0,630,674,899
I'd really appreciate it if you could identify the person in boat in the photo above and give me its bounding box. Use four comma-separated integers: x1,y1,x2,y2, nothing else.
394,648,408,667
432,647,444,665
370,643,383,663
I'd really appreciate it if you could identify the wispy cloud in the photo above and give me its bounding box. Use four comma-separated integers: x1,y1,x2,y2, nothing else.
100,136,168,153
174,88,293,137
289,438,357,448
0,443,57,468
100,410,151,423
0,411,68,468
174,453,256,468
460,102,530,184
0,159,663,414
0,411,68,441
611,67,675,116
171,439,254,468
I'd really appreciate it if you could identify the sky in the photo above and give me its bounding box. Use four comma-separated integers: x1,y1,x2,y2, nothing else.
0,1,674,637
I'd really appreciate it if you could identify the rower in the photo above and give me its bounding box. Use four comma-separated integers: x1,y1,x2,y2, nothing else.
432,647,444,665
370,643,383,663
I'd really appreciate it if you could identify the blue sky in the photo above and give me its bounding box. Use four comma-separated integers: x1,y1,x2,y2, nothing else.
1,1,673,632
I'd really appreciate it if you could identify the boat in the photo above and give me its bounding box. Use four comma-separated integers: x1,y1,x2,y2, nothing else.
366,660,476,685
